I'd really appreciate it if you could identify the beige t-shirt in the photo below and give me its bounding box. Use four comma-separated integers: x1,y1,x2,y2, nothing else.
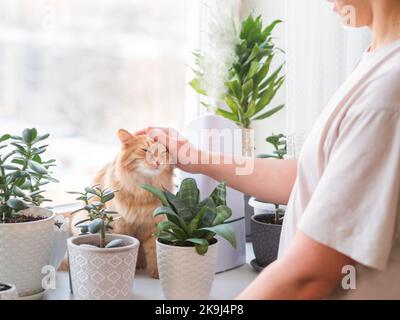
278,39,400,299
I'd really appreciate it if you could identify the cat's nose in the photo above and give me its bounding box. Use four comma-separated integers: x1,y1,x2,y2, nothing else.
155,160,160,167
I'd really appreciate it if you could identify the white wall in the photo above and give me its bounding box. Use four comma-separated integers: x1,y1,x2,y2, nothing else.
241,0,286,155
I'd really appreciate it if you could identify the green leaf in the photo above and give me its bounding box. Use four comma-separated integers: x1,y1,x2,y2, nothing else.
74,218,91,227
223,216,245,224
28,161,48,175
212,205,232,226
186,238,209,255
13,186,26,198
258,64,284,93
254,55,273,85
215,108,238,123
196,197,217,228
240,14,255,39
1,164,20,171
188,206,208,234
242,79,253,102
88,218,103,234
244,100,257,118
227,80,242,100
105,239,125,248
153,206,189,234
262,19,282,37
138,184,170,207
246,61,260,80
6,198,30,211
189,78,207,96
157,220,187,240
252,104,285,121
30,190,46,197
79,225,89,234
224,95,241,115
0,134,10,142
22,128,37,144
84,187,100,196
199,224,236,248
210,181,227,206
32,133,50,144
164,190,194,223
102,192,115,203
177,178,199,211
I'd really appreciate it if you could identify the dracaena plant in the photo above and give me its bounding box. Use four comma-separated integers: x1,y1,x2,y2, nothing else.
140,178,242,255
190,14,285,129
257,133,287,159
0,128,58,223
69,186,123,248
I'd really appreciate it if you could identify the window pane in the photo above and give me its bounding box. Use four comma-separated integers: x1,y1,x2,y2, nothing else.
0,0,187,204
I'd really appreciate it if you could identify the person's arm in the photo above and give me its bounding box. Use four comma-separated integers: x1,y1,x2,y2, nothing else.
135,127,297,205
197,153,297,205
237,230,355,299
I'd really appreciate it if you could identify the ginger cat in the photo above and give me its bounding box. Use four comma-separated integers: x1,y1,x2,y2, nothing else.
71,129,174,278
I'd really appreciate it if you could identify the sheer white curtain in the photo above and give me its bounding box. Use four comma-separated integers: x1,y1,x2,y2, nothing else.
285,0,371,158
184,0,241,125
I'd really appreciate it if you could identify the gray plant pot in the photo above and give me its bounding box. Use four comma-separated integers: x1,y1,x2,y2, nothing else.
250,214,282,267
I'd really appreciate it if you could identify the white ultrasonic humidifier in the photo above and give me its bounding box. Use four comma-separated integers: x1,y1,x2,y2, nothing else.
181,114,246,272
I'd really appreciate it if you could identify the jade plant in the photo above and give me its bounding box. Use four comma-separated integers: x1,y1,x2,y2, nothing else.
257,133,287,159
190,14,285,129
69,185,123,248
0,128,58,223
140,178,242,255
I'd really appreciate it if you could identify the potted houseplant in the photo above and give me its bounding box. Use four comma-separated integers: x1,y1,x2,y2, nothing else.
0,128,67,299
190,13,286,241
250,134,287,271
67,186,139,300
0,283,18,300
190,14,285,157
140,178,240,300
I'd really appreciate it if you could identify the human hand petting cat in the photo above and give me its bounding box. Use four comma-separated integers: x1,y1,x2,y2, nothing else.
134,127,201,174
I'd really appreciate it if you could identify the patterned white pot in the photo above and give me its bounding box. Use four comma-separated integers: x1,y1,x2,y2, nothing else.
68,234,139,300
157,240,219,300
0,283,18,300
0,207,56,298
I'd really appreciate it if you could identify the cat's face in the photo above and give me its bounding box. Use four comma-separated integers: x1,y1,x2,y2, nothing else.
117,129,171,177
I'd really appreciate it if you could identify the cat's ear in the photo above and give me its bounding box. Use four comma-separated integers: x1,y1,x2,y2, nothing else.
118,129,133,147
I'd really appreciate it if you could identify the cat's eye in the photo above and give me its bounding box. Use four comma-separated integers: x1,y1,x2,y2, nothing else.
141,148,148,152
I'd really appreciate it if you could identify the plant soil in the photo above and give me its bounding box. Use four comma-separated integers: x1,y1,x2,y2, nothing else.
159,237,218,247
2,215,46,224
255,215,283,226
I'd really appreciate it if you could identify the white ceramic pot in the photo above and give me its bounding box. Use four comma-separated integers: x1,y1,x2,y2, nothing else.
68,234,139,300
0,207,68,298
157,240,219,300
0,283,18,300
248,197,277,215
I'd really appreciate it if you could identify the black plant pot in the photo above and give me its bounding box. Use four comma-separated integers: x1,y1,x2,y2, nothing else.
251,214,282,268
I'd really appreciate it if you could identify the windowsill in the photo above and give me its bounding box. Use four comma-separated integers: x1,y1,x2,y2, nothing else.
44,243,257,300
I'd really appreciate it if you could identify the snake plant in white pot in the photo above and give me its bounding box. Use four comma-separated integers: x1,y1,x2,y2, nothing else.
140,178,241,300
0,128,68,299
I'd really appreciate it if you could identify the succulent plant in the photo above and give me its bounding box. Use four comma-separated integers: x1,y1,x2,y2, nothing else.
190,14,285,129
257,133,287,159
0,128,58,223
140,178,242,255
69,185,122,248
